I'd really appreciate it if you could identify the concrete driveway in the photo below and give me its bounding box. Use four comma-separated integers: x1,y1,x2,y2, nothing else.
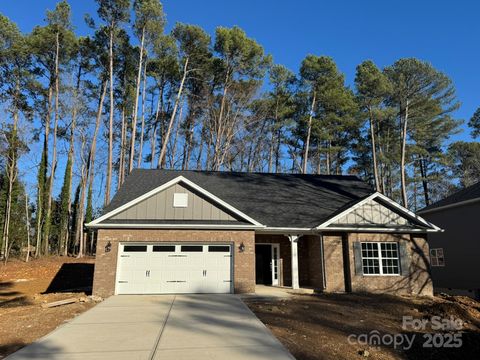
7,295,294,360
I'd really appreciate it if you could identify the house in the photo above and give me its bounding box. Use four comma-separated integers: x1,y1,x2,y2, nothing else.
418,181,480,299
86,170,440,298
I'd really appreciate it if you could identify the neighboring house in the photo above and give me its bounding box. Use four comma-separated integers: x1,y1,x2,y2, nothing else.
86,170,440,298
418,182,480,299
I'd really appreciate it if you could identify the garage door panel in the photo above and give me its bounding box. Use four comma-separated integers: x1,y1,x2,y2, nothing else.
116,243,232,294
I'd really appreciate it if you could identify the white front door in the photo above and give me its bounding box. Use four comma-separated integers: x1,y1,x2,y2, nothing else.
116,243,233,294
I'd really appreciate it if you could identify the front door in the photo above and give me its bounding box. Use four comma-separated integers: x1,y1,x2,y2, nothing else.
255,244,280,286
255,245,272,285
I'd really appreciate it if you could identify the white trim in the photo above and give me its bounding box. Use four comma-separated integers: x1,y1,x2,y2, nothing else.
316,192,442,232
256,227,314,234
288,235,300,290
360,241,401,276
418,197,480,215
86,175,265,227
86,223,262,230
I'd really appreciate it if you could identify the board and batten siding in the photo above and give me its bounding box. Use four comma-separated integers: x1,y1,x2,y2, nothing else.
332,199,409,226
110,183,237,221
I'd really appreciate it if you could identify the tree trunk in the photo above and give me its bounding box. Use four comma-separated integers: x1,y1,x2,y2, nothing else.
368,106,381,192
212,70,230,170
1,136,15,263
150,122,157,169
89,81,108,193
1,82,19,261
400,100,409,207
118,106,126,189
105,25,115,207
182,112,195,171
43,31,61,256
158,58,189,168
326,141,331,175
76,138,88,259
34,177,43,258
170,104,183,168
418,157,430,206
129,27,145,173
268,100,279,173
197,120,207,170
137,62,147,168
302,91,316,174
62,63,81,256
275,128,282,173
25,194,30,263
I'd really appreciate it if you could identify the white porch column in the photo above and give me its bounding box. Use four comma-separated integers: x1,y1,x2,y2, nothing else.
287,235,300,290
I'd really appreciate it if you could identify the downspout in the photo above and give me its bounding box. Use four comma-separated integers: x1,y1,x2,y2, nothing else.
319,233,327,291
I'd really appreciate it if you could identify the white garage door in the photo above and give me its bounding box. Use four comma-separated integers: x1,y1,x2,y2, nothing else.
116,243,233,294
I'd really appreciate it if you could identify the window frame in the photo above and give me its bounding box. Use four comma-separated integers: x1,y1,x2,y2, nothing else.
360,241,401,276
430,248,445,267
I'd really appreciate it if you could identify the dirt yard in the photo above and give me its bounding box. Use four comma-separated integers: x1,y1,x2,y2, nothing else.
246,293,480,360
0,257,97,359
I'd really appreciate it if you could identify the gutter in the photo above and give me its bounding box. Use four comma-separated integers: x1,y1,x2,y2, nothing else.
318,226,443,233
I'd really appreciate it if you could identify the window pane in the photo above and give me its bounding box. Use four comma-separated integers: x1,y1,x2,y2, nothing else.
208,245,230,252
382,258,399,274
153,245,175,252
123,245,147,252
362,258,380,274
181,245,203,252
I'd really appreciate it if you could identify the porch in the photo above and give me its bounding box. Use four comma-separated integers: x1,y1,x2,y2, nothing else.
254,234,326,291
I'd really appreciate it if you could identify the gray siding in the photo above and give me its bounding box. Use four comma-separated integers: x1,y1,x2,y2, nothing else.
422,201,480,293
332,198,409,226
110,183,237,221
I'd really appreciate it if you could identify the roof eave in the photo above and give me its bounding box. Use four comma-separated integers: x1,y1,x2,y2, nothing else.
318,226,443,233
418,197,480,215
85,223,264,230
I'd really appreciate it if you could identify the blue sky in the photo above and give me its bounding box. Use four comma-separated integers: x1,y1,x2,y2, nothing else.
1,0,478,201
2,0,478,141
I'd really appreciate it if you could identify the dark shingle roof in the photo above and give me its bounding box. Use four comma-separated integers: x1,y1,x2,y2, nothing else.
103,169,374,228
419,181,480,213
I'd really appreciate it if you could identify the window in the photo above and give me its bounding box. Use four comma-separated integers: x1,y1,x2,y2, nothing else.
208,245,230,252
361,242,400,275
430,248,445,267
173,193,188,208
181,245,203,252
123,245,147,252
153,245,175,252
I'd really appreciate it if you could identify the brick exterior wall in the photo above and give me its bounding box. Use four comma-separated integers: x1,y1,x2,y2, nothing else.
93,229,255,298
93,228,432,298
323,234,346,292
346,233,433,296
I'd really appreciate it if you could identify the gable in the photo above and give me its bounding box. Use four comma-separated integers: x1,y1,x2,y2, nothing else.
317,192,441,232
109,182,238,222
330,198,410,226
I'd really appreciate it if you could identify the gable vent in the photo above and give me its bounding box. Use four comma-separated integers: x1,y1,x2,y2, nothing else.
173,193,188,208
